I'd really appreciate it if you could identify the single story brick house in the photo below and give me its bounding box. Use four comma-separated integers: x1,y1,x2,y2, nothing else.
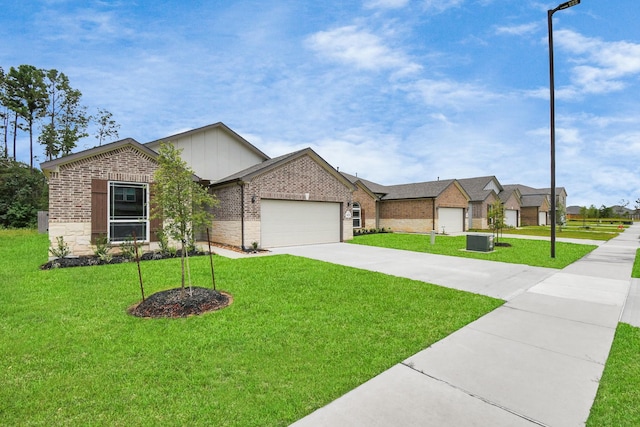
502,184,555,226
40,122,354,255
342,173,470,234
457,176,503,230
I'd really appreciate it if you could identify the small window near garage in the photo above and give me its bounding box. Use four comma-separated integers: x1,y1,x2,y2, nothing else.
109,182,149,242
353,202,361,228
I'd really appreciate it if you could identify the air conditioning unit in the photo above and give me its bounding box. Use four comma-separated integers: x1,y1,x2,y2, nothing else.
466,234,494,252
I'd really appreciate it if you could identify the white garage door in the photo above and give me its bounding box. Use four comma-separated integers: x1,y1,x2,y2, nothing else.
505,210,518,227
438,207,464,233
261,200,341,247
539,211,547,225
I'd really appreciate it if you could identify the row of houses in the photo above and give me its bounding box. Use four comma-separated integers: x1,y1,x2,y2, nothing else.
40,122,566,256
345,174,566,235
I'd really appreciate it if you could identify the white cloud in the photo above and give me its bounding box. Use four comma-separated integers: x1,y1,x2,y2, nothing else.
423,0,464,14
495,22,539,36
406,78,500,109
556,29,640,96
306,25,422,75
363,0,409,9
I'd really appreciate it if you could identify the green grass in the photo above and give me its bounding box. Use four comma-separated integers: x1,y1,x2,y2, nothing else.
349,233,596,269
501,226,618,241
0,230,503,426
587,323,640,426
632,248,640,279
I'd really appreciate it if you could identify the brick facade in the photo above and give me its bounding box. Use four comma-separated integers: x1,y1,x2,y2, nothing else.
210,153,353,248
352,184,377,229
47,146,158,255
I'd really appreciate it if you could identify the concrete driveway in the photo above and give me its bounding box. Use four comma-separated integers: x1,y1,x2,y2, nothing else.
270,242,556,300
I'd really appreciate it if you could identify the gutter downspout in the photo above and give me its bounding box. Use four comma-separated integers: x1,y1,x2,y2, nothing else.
239,182,245,251
432,198,436,231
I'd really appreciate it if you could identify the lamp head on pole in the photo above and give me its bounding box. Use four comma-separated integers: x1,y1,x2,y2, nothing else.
555,0,580,12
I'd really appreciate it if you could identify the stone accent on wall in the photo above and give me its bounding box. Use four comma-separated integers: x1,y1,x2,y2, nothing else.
48,222,92,256
244,221,261,248
342,219,354,241
210,220,242,247
380,218,433,233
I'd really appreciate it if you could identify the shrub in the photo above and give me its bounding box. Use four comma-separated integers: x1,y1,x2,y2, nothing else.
93,235,112,263
49,236,70,259
119,239,136,260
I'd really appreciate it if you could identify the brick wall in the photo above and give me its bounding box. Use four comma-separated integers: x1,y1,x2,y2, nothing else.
435,183,468,208
352,185,377,229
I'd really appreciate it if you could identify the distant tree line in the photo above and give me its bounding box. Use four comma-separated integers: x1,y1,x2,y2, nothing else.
0,64,121,228
0,64,120,168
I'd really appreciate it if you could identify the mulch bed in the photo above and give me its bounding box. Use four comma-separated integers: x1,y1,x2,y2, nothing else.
129,287,231,318
40,250,207,270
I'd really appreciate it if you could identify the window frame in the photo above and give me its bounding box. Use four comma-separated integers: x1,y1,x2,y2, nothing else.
352,202,361,228
108,181,150,243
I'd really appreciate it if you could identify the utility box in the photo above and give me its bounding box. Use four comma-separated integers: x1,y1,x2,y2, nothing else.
466,234,494,252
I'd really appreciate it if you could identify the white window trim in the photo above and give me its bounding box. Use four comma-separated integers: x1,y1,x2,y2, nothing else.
108,181,150,243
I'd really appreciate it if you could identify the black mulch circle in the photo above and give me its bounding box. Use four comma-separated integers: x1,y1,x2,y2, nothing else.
129,287,231,318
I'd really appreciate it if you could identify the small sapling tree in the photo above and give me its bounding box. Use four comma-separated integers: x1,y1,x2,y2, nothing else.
488,199,506,244
152,143,217,296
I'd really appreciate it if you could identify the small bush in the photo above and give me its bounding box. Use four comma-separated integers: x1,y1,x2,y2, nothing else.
119,239,136,260
93,235,112,263
49,236,70,259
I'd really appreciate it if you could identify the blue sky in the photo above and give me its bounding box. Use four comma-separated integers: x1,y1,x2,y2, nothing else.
2,0,640,207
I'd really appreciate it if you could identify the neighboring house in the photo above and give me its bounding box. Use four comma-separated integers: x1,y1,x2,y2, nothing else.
457,176,503,230
503,184,554,226
566,205,582,220
498,186,522,228
342,173,470,234
40,123,354,255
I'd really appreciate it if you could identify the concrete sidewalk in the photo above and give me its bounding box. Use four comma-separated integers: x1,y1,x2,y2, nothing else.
284,225,639,426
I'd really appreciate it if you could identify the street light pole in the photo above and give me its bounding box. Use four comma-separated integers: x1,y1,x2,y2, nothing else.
548,0,580,258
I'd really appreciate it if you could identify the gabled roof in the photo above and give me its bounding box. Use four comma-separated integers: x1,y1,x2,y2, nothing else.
457,176,502,202
145,122,270,161
211,147,354,190
40,138,158,177
505,184,566,197
498,187,521,205
382,179,465,200
341,172,389,195
521,194,549,208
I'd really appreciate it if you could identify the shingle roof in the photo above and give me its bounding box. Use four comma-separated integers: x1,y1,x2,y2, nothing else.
457,176,500,202
521,194,547,208
341,172,389,195
382,179,458,200
211,147,354,190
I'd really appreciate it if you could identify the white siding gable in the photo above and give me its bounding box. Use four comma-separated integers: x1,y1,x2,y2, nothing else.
147,126,267,181
484,179,501,193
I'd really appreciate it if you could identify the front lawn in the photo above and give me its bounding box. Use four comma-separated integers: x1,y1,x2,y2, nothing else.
0,230,503,426
587,248,640,426
349,233,597,269
502,225,619,241
587,323,640,426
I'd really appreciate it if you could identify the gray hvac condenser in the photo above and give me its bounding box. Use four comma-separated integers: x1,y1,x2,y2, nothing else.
466,234,494,252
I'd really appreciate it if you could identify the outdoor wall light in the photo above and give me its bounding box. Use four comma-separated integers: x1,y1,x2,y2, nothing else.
251,195,256,203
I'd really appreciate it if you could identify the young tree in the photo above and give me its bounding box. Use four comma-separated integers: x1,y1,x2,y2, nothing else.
0,67,7,158
94,108,120,146
4,65,48,169
488,199,506,244
152,143,217,295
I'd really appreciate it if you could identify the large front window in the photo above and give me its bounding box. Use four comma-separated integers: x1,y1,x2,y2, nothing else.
109,182,149,242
